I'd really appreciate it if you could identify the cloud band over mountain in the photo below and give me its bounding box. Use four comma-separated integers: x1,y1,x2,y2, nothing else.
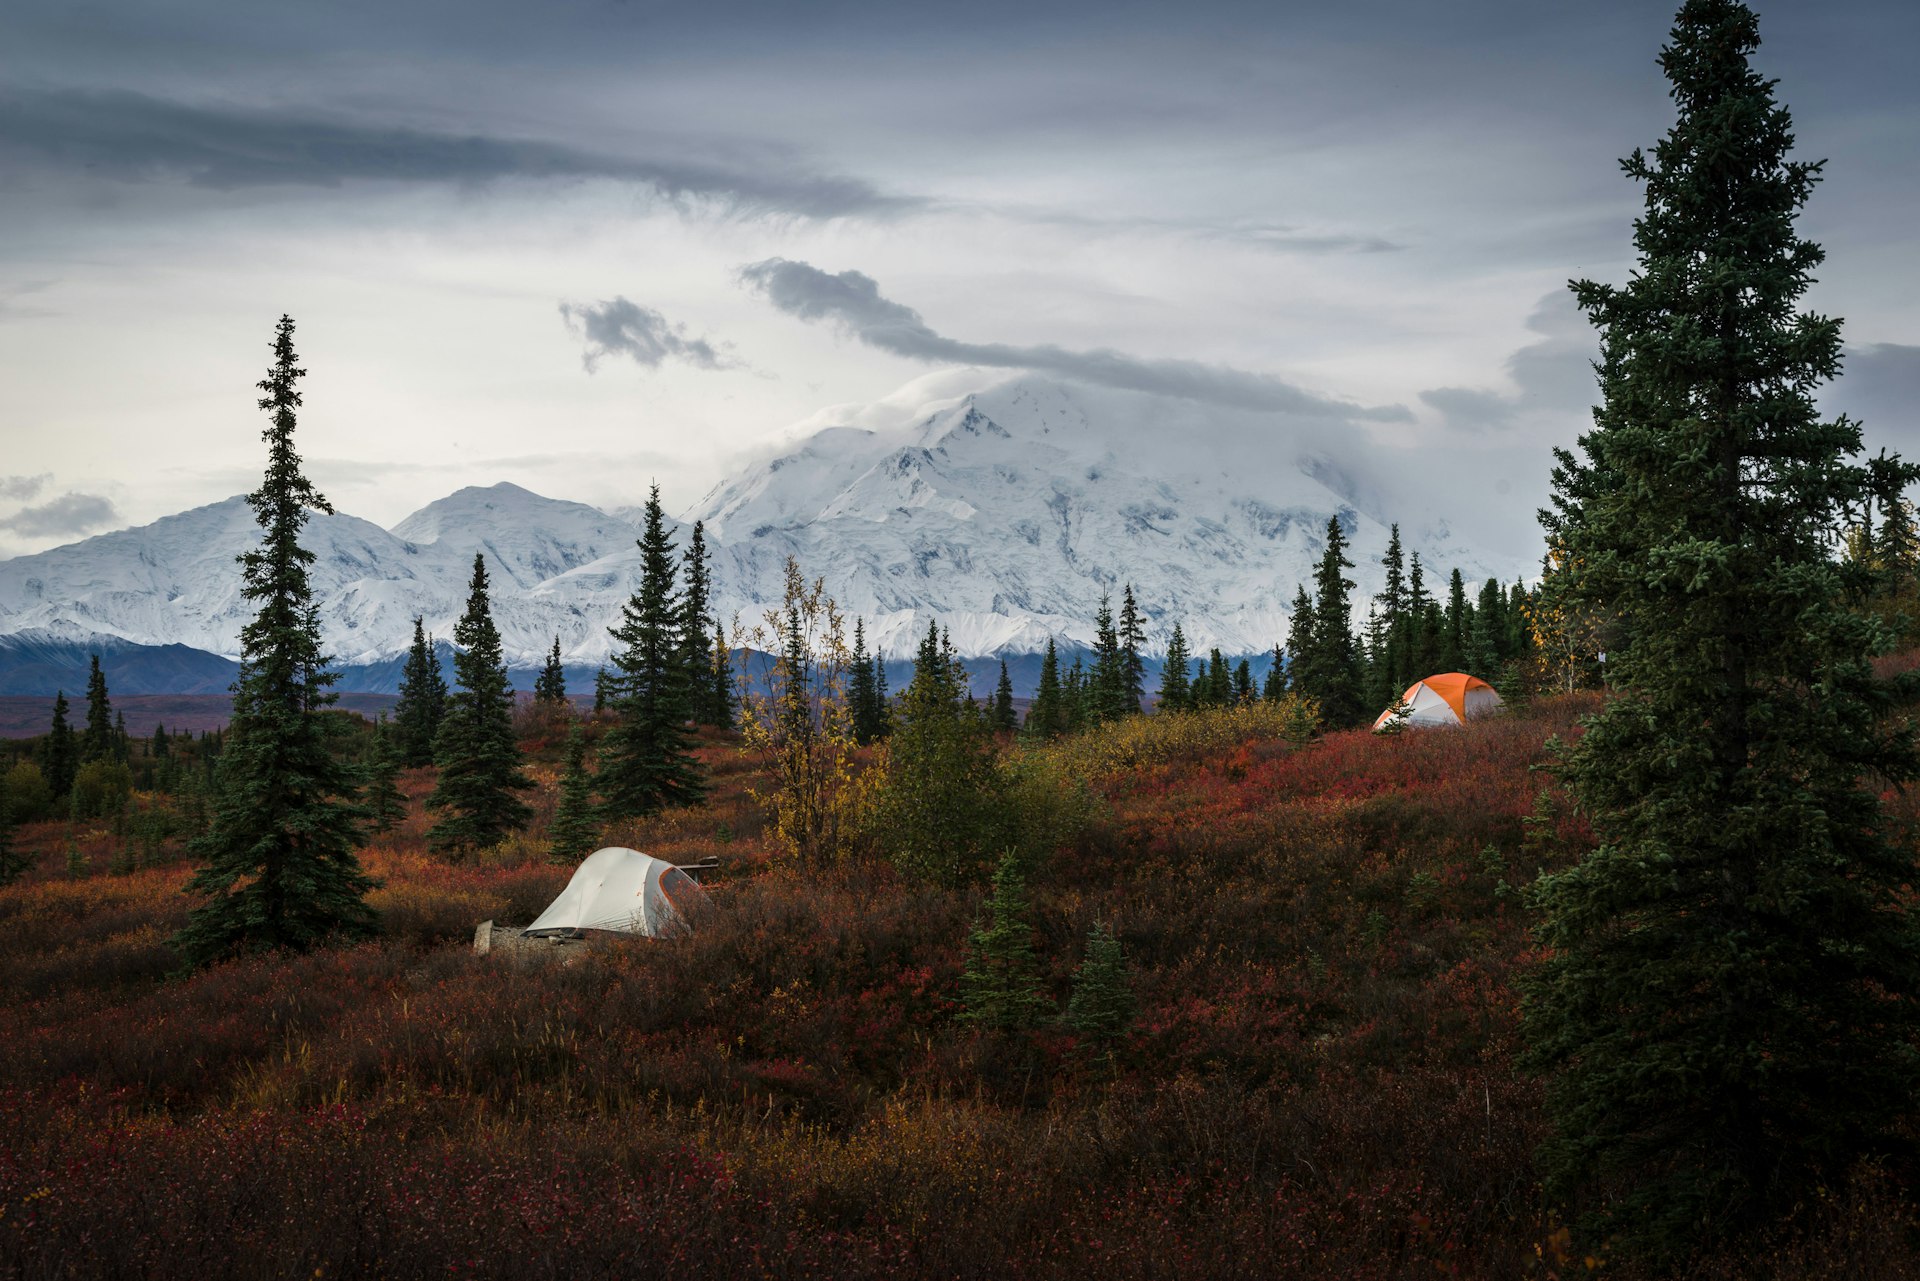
0,88,915,219
738,257,1411,423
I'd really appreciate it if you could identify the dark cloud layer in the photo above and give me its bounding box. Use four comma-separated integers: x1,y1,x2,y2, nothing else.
0,474,50,502
738,257,1410,423
0,491,119,537
0,87,915,219
559,297,736,373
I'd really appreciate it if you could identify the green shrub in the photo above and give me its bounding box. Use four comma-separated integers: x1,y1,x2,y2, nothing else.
2,760,53,822
70,760,133,820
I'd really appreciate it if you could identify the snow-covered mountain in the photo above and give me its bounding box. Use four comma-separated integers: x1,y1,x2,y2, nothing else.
0,371,1523,685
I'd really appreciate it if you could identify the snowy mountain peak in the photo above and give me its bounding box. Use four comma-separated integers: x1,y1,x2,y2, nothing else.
0,369,1525,677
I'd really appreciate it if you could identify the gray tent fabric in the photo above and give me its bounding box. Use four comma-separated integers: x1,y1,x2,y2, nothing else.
524,847,703,937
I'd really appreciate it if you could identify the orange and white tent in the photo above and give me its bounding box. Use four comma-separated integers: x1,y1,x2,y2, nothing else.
1372,672,1503,732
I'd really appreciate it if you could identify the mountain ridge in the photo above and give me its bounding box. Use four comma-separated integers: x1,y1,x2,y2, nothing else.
0,371,1524,690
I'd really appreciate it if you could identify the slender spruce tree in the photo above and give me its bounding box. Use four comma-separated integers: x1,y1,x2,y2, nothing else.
1283,587,1316,703
1026,637,1067,737
1440,568,1470,672
42,692,76,800
533,635,567,705
80,656,114,763
709,624,736,730
1522,0,1920,1257
599,485,706,819
849,618,885,745
546,723,601,865
1305,517,1363,725
1262,644,1287,701
393,618,445,768
679,519,718,724
1157,623,1191,712
1088,594,1133,723
992,659,1018,732
1118,584,1147,715
426,554,533,856
175,316,377,963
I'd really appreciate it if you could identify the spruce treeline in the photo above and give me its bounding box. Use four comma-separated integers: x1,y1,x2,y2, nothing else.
847,618,891,745
392,618,446,767
174,315,378,964
1022,583,1151,732
1522,0,1920,1259
426,554,534,856
533,635,567,705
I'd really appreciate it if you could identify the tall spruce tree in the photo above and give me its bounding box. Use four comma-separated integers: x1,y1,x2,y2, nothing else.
1262,644,1287,702
546,723,601,865
1026,638,1067,737
992,659,1018,732
1118,584,1147,715
534,635,567,705
175,316,377,962
1089,594,1130,723
1522,1,1920,1257
393,618,445,768
42,692,76,800
1157,623,1192,712
679,519,718,724
709,624,735,730
1301,517,1362,726
1283,586,1315,700
427,554,534,855
81,655,114,763
848,618,885,745
1440,568,1469,672
599,485,706,819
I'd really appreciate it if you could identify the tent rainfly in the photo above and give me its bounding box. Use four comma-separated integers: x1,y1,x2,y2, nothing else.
524,847,705,938
1372,672,1503,733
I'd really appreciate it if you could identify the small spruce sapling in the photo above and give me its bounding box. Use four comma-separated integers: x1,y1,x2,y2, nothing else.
1065,919,1135,1052
959,850,1053,1032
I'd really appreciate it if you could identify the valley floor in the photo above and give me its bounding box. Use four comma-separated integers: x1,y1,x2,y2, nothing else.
1,697,1913,1278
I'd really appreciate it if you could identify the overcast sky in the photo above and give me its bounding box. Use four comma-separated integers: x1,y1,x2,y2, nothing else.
1,0,1915,561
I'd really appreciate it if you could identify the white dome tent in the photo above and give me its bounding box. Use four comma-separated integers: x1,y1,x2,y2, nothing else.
523,847,709,939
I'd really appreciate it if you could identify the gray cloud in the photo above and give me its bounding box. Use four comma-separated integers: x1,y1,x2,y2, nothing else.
1419,291,1599,432
559,297,736,373
737,257,1411,422
0,491,119,537
0,473,50,501
1827,343,1920,465
1417,386,1515,431
0,87,916,219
